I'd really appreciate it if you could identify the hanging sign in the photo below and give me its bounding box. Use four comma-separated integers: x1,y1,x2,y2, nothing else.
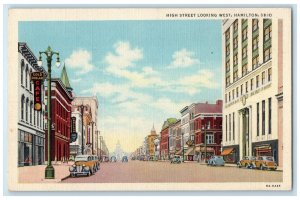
31,72,44,111
71,117,76,133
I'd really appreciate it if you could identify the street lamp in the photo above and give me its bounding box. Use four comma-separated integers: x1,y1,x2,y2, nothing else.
80,104,85,155
90,121,95,155
201,123,208,163
181,132,185,163
37,46,60,179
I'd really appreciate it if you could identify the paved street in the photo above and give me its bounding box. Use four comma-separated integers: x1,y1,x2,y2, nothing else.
62,161,282,183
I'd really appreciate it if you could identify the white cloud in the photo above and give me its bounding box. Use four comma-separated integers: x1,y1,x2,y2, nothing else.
168,48,200,68
152,97,189,116
104,41,165,88
65,49,94,74
71,78,82,83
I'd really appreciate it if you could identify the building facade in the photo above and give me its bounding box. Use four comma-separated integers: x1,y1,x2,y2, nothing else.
69,105,84,159
222,18,282,165
72,96,99,155
180,106,190,161
18,42,47,166
146,125,158,158
160,118,177,160
193,100,223,162
45,66,74,162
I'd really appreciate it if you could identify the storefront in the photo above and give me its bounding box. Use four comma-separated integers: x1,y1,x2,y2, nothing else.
18,129,45,166
220,145,239,163
252,140,278,164
185,148,195,161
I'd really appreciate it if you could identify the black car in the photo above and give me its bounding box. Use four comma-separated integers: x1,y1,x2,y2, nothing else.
122,156,128,162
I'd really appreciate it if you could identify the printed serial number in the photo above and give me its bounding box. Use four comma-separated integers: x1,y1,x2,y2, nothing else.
266,184,281,187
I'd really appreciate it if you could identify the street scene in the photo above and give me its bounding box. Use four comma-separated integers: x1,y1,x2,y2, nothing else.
17,16,284,184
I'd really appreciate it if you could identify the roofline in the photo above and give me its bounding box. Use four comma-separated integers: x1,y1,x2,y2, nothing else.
51,78,74,100
180,106,189,113
18,42,48,76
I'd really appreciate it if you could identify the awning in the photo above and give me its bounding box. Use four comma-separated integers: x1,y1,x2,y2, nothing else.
185,148,195,155
220,148,234,156
195,147,201,152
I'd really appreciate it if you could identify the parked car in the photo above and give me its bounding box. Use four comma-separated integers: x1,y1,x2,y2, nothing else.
253,156,277,170
170,155,182,164
122,156,128,162
110,156,117,162
207,156,225,166
69,155,98,177
237,156,256,168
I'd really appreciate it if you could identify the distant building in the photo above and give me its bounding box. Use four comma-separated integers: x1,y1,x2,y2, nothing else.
146,124,158,158
18,42,47,166
160,118,177,160
112,140,126,161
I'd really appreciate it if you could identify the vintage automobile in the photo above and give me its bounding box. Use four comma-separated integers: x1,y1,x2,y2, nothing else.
69,155,98,177
110,156,117,162
207,156,225,166
252,156,277,170
122,156,128,162
237,156,256,168
170,155,182,164
92,155,100,170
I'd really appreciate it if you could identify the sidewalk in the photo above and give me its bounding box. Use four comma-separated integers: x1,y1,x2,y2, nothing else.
19,162,73,183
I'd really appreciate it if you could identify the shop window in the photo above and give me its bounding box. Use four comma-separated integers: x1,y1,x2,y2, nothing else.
252,19,259,31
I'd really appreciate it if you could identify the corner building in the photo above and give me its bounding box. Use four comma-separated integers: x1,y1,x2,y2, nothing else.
222,18,283,166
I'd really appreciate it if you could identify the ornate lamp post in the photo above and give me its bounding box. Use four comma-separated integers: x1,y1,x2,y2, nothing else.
80,104,85,155
37,46,60,179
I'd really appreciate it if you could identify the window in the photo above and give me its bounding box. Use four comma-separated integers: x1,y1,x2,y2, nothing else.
256,75,260,88
242,46,248,59
264,25,272,41
233,54,238,66
246,81,248,93
21,95,25,120
225,29,230,41
257,102,260,136
25,98,29,122
268,98,272,134
21,60,24,85
252,37,259,50
225,94,227,103
30,102,33,124
240,84,243,95
233,70,238,81
234,20,238,31
250,78,254,90
233,112,235,140
229,92,231,102
264,47,272,62
226,76,230,87
242,64,248,76
226,60,230,72
233,37,238,49
268,68,272,81
262,100,265,135
252,56,259,69
236,87,239,98
206,134,214,144
226,45,230,56
225,115,228,141
262,71,266,85
229,114,231,141
252,19,259,31
232,89,235,99
25,66,28,88
29,69,32,92
242,28,248,41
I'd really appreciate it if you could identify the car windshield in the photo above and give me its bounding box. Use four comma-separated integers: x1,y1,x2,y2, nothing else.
75,156,88,162
264,157,274,161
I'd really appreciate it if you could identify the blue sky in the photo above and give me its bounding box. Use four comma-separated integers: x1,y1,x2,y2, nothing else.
19,20,222,152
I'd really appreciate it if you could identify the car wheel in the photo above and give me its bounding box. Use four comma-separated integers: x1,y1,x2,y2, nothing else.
245,163,249,168
260,165,264,170
87,170,91,177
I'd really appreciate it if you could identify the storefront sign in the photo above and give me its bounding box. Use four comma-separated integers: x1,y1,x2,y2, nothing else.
30,72,44,80
71,117,76,133
33,80,42,111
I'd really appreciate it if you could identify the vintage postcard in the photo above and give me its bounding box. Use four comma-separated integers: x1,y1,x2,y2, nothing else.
7,7,292,191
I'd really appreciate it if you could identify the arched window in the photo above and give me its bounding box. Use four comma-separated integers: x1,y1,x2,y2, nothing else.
21,95,25,120
30,101,33,124
21,60,24,85
25,64,28,88
25,98,29,122
29,69,32,92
